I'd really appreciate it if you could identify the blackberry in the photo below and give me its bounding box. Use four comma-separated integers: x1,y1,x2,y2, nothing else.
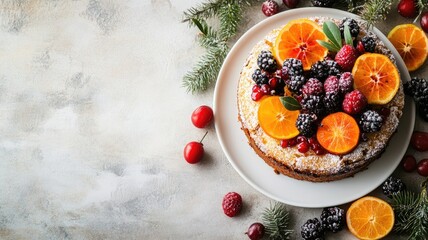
359,110,383,133
361,36,376,52
282,58,303,77
310,61,329,80
296,113,317,137
311,0,334,7
252,69,269,85
257,50,278,73
382,176,406,198
320,207,345,233
301,218,325,240
302,95,325,116
325,60,341,77
417,98,428,121
404,77,428,103
339,18,360,38
302,78,324,96
323,92,341,114
287,75,306,94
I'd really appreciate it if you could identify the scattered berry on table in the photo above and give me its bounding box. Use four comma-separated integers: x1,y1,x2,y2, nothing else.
310,61,330,80
283,0,299,8
359,110,383,133
301,218,325,240
323,92,341,114
222,192,242,217
311,0,334,7
287,75,307,94
397,0,418,18
184,141,205,164
302,78,324,97
261,0,279,17
338,72,353,94
410,131,428,152
296,113,318,137
401,155,417,172
417,159,428,176
246,222,265,240
361,36,376,52
339,18,360,38
421,12,428,33
382,176,406,198
252,69,270,85
257,50,278,72
191,105,214,128
342,90,367,115
324,76,339,94
404,77,428,103
335,45,359,72
320,207,345,233
282,58,303,77
302,95,325,116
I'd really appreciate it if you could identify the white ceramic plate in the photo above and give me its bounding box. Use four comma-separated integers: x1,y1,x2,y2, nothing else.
213,8,415,208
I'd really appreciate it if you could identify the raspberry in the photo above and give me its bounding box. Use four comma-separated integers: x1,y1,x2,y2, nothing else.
311,0,334,7
323,76,339,94
257,50,278,73
287,75,306,94
296,113,317,137
359,110,383,133
335,45,359,72
338,72,353,94
323,92,341,114
361,36,376,52
282,58,303,77
252,69,269,85
339,18,360,38
222,192,242,217
262,0,279,17
342,90,367,115
310,61,329,80
302,78,324,97
301,95,325,116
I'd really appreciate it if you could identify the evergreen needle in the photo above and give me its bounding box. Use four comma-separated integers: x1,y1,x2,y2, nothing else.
262,202,293,240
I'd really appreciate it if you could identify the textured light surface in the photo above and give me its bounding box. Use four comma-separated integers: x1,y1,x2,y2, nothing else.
0,1,426,239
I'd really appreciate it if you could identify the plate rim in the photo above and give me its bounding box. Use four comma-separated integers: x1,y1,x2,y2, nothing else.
213,7,415,208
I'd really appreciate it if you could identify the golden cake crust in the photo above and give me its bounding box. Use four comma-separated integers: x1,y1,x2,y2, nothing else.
237,17,405,182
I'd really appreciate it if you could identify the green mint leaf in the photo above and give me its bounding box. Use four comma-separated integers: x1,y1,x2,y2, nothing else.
316,40,340,52
280,96,301,111
344,24,353,46
323,21,342,49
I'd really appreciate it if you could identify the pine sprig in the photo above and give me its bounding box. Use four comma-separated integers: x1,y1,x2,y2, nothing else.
262,202,293,240
218,2,242,40
182,0,227,24
391,179,428,240
415,0,428,22
358,0,393,28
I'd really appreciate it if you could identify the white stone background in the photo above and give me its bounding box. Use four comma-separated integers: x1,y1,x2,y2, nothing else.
0,0,426,239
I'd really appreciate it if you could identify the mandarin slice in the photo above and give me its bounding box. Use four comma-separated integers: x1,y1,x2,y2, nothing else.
316,112,360,155
257,96,300,140
352,53,400,105
273,19,328,70
388,24,428,71
346,196,395,240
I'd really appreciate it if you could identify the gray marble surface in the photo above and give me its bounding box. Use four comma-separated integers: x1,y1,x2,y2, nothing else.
0,0,427,239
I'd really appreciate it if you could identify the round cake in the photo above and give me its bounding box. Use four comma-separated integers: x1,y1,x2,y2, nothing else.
237,17,404,182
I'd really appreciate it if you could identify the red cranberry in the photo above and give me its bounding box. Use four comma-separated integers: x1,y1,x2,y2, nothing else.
417,159,428,176
262,0,279,17
275,69,285,80
260,84,271,94
251,91,264,101
356,41,365,54
283,0,299,8
397,0,418,18
308,137,317,145
401,155,417,172
246,222,265,240
297,136,307,143
297,141,310,153
269,78,278,89
288,137,298,146
191,105,214,128
410,131,428,151
280,139,288,148
252,85,261,93
421,12,428,33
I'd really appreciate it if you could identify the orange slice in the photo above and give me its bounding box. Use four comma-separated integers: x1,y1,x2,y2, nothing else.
257,96,300,140
273,19,328,70
347,196,395,240
352,53,400,105
387,24,428,71
316,112,360,155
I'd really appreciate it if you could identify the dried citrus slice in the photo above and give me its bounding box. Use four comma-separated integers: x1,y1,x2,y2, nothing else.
387,24,428,71
347,196,395,240
273,19,328,70
316,112,360,155
352,53,400,105
257,96,300,140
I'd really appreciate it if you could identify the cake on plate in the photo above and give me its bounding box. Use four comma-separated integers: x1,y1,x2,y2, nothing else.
237,17,404,182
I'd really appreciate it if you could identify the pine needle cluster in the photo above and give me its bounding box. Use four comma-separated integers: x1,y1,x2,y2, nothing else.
391,179,428,240
262,202,293,240
358,0,393,28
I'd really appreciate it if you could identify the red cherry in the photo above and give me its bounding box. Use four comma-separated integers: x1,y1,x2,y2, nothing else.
421,12,428,33
410,131,428,151
417,159,428,176
297,141,309,153
246,222,265,240
191,105,214,128
283,0,299,8
184,132,207,164
401,155,417,172
397,0,418,18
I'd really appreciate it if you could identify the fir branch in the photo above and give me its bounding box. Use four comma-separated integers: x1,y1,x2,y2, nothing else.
218,2,241,40
262,202,293,240
415,0,428,22
182,0,226,24
359,0,393,28
192,19,222,48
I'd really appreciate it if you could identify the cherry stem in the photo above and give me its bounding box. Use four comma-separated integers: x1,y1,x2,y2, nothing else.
199,131,208,143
